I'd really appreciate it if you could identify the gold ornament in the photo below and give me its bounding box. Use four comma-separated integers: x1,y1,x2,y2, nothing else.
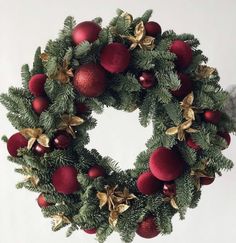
40,53,49,62
196,65,217,79
180,92,196,120
22,166,39,187
52,60,74,84
163,197,179,210
52,213,71,231
58,114,84,138
97,185,136,227
121,21,155,50
166,119,198,141
20,128,50,150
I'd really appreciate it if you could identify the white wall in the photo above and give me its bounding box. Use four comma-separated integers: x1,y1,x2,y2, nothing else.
0,1,236,243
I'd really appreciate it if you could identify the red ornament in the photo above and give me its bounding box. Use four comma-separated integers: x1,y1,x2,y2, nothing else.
37,193,53,208
217,132,231,149
73,63,107,97
144,21,162,37
186,136,201,151
72,21,101,45
200,176,215,186
28,74,47,97
7,132,28,157
136,216,160,239
149,147,185,181
100,43,130,73
170,40,193,69
53,132,72,150
76,102,90,115
32,97,49,114
52,166,80,194
204,110,222,124
136,171,163,195
171,73,193,98
33,143,50,156
88,165,105,179
138,72,156,89
163,183,176,197
84,228,97,234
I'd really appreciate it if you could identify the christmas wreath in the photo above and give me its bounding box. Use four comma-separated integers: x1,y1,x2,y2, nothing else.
1,9,235,243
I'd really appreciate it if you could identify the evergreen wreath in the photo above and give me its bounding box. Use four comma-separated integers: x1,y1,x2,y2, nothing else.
1,9,235,242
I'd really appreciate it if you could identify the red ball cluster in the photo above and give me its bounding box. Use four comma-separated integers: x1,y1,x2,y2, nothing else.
7,132,28,157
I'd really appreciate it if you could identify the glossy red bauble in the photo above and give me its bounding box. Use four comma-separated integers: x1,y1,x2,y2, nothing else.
136,216,160,239
186,137,201,151
138,72,156,89
88,165,105,179
52,166,80,194
34,143,50,156
171,73,193,98
100,43,130,73
32,97,49,114
37,193,53,208
170,40,193,69
149,147,185,181
72,21,101,45
200,176,215,186
217,132,231,149
204,110,222,124
84,228,97,234
53,133,72,150
73,63,107,97
7,132,28,157
28,74,47,97
163,183,176,197
144,21,162,37
136,171,163,195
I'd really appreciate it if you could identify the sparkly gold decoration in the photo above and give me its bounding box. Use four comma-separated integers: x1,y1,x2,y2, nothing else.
190,160,214,190
121,21,155,50
40,53,49,62
196,65,217,79
20,128,50,150
97,185,136,227
163,197,179,210
52,213,71,231
165,119,198,141
58,114,84,138
22,166,39,187
52,60,74,84
180,92,196,120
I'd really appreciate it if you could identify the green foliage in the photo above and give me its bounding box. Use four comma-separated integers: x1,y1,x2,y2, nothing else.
0,9,235,243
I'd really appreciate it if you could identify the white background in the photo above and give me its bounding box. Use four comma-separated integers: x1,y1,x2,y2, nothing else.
0,0,236,243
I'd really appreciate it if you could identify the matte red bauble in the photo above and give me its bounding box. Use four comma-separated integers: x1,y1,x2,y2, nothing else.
170,40,192,69
7,132,28,157
204,110,222,124
84,228,97,234
52,166,80,194
186,137,201,151
32,97,49,114
171,73,193,98
88,165,105,179
217,132,231,149
136,216,160,239
136,171,163,195
138,72,156,89
34,143,50,156
53,133,72,150
149,147,185,181
28,74,47,97
100,43,130,73
200,176,215,186
163,183,176,197
37,193,53,208
73,63,107,97
144,21,162,37
72,21,101,45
